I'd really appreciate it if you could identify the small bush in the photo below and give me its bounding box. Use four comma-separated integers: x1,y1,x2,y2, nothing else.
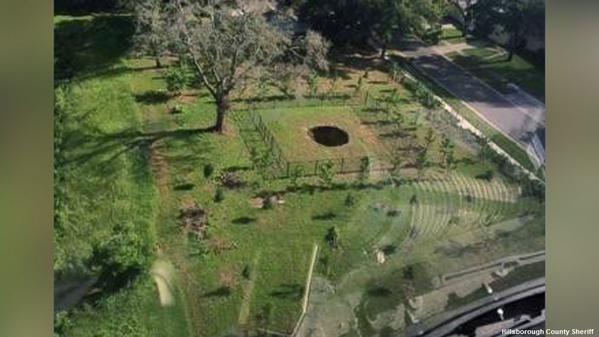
358,157,370,184
476,169,495,181
326,226,339,249
204,164,214,178
214,187,225,202
409,194,418,205
242,265,252,280
387,209,400,217
344,193,356,207
164,65,191,95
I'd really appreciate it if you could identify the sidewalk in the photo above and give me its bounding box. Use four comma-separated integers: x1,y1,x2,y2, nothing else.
391,37,545,167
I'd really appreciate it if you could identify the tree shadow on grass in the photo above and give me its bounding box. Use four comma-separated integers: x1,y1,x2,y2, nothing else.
270,283,304,300
55,14,135,80
312,211,337,221
62,126,215,180
135,90,172,105
232,216,256,225
174,183,195,191
367,286,393,297
202,286,232,298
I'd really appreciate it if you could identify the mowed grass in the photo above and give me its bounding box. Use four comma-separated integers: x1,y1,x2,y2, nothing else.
261,105,389,161
441,27,466,44
56,14,544,337
394,57,539,173
446,46,545,101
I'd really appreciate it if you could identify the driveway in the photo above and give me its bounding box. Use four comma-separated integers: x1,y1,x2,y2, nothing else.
392,38,546,166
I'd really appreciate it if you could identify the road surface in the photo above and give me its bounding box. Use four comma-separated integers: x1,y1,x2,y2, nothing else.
393,37,546,166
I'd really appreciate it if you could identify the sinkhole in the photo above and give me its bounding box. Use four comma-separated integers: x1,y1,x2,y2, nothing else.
308,126,350,147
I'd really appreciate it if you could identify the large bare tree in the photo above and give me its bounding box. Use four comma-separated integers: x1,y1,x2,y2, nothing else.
163,0,329,133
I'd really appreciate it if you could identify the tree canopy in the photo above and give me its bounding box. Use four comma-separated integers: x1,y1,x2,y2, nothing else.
298,0,445,50
472,0,545,60
150,0,329,132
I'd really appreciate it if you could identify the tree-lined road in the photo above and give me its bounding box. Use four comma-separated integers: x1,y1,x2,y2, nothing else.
393,38,546,166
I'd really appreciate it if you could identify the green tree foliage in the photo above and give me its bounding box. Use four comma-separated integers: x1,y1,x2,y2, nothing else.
415,148,429,179
214,186,225,202
440,135,456,172
472,0,545,61
157,0,330,133
164,64,193,96
203,163,215,178
344,193,356,207
445,0,477,36
299,0,444,54
242,264,252,280
326,226,339,249
55,0,121,14
132,0,170,68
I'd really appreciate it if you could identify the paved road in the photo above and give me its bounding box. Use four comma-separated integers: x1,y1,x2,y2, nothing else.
393,38,546,166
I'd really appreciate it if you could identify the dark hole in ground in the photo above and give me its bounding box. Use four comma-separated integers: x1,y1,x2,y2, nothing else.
308,126,349,147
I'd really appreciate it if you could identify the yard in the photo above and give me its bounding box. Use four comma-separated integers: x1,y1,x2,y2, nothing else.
55,13,545,337
445,44,545,102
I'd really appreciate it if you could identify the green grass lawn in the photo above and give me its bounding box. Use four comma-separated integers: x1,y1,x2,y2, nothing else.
55,14,544,337
394,57,539,174
261,105,389,162
446,46,545,101
441,27,466,44
55,66,190,336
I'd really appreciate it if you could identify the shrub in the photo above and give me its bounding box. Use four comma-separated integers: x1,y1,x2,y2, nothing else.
164,65,191,96
477,169,495,181
423,27,442,45
326,226,339,249
344,193,356,207
242,264,252,280
358,157,370,184
204,164,215,178
410,194,418,205
214,187,225,202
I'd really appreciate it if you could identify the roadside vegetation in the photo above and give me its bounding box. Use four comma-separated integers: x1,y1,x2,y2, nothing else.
54,1,545,336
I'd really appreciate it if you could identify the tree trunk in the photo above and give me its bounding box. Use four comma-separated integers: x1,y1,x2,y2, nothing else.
155,57,163,68
214,96,229,133
507,49,514,62
380,44,387,59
